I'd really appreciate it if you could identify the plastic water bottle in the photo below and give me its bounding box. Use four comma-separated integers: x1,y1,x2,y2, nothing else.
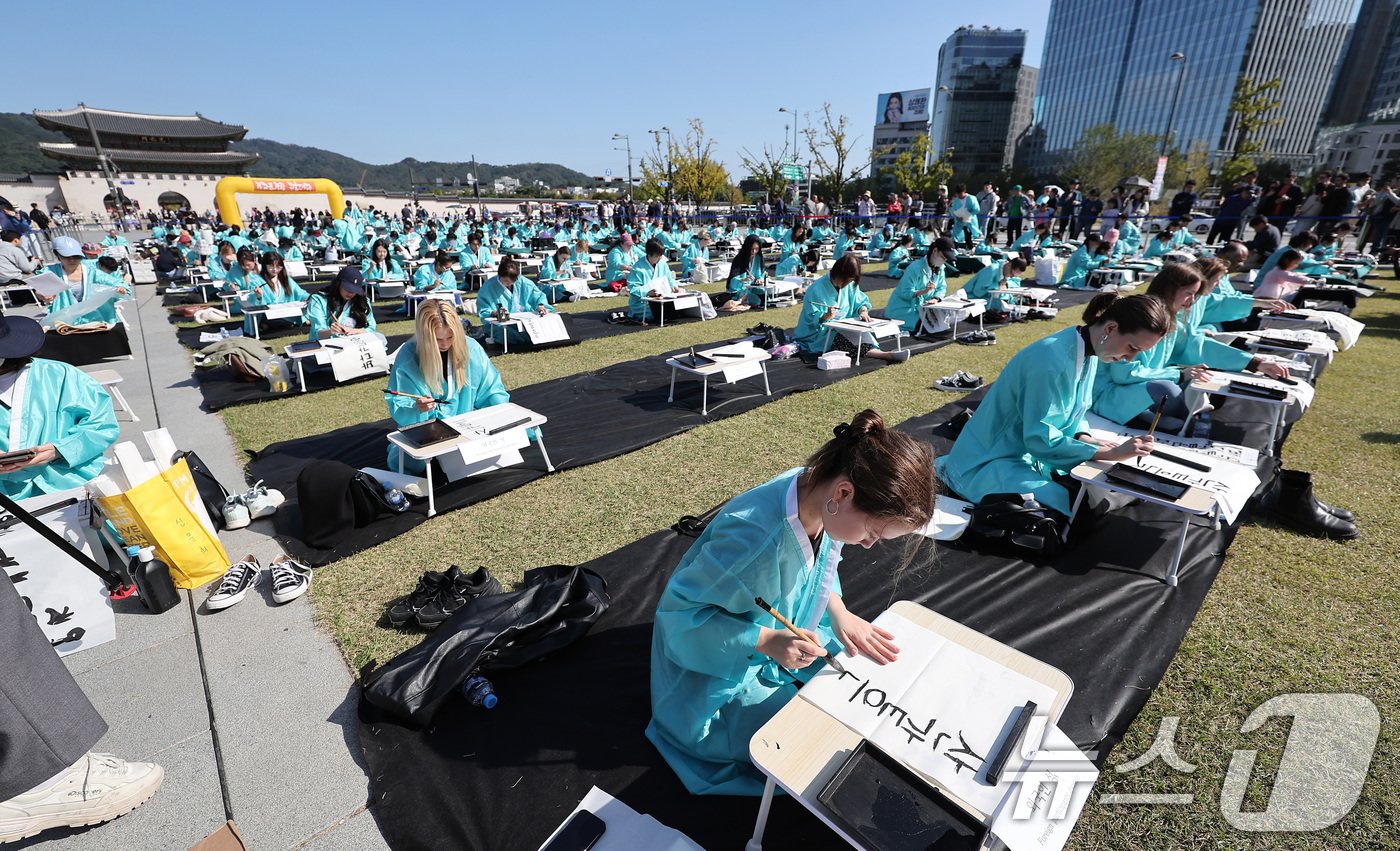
130,546,180,614
382,482,409,513
462,674,498,709
263,355,291,393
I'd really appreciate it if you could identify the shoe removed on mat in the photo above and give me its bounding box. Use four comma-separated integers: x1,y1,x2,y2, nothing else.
956,330,997,346
933,371,984,391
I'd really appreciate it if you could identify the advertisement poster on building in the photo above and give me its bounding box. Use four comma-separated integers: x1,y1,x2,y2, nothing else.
876,89,931,125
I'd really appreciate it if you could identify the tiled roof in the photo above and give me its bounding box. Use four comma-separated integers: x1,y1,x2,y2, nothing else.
38,143,259,168
33,106,248,140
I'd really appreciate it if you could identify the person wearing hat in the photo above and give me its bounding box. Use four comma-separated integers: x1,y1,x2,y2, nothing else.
42,237,128,327
0,317,119,498
604,233,641,290
884,237,953,332
306,266,381,342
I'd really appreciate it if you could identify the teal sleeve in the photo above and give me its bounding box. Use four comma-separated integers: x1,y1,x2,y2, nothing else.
51,369,119,469
653,521,776,681
305,295,330,339
1021,364,1098,470
1106,355,1181,385
625,265,649,299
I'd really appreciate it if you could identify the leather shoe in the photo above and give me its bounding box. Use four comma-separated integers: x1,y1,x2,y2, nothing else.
1267,470,1359,540
1279,470,1355,522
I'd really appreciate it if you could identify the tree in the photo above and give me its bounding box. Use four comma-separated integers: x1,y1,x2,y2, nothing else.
737,143,790,201
639,119,731,207
1164,143,1211,195
878,134,952,198
1219,76,1283,185
1063,124,1161,196
802,103,867,204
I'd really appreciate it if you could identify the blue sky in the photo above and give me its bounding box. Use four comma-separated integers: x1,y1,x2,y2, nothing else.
7,0,1049,180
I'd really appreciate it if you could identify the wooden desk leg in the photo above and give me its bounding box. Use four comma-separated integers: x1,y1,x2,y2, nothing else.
700,376,709,416
745,777,777,851
667,366,677,403
761,361,771,396
1165,514,1190,587
252,314,261,340
296,359,307,393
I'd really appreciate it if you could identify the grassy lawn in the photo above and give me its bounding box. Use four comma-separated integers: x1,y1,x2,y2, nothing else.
211,259,1399,847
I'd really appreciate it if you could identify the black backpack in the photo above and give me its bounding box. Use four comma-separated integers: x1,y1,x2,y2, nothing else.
296,460,401,549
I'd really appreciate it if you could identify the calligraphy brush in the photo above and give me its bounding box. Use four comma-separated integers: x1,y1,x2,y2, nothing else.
1136,396,1168,466
386,388,448,404
754,596,848,675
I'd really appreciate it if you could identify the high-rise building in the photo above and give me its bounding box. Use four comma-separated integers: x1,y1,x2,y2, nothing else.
1315,0,1400,176
930,27,1037,180
1028,0,1360,171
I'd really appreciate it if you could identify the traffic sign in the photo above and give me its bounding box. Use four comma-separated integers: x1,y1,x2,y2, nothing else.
605,168,613,177
780,164,805,181
658,180,670,187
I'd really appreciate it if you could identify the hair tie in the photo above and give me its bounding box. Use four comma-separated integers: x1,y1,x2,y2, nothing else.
833,423,851,441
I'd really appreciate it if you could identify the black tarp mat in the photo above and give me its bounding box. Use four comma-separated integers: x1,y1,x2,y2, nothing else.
250,331,960,565
38,325,132,365
355,391,1283,851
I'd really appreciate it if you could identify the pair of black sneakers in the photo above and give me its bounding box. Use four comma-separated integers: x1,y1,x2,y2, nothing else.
385,565,502,630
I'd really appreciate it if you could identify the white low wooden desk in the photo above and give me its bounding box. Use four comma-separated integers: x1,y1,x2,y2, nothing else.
1229,334,1330,381
281,337,389,393
1067,460,1219,587
241,300,306,339
366,277,407,302
385,402,554,517
404,289,460,317
218,289,248,315
1189,375,1293,447
747,600,1074,850
821,318,904,364
481,315,523,353
920,297,985,337
643,291,707,327
989,286,1056,307
749,278,804,309
665,344,772,416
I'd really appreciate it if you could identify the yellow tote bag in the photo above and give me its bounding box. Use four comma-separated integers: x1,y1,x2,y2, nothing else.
96,458,229,589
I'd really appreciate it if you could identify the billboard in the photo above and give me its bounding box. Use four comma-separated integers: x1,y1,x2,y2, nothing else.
876,88,931,125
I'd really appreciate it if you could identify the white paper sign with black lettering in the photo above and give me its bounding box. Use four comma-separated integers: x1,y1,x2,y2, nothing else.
2,488,116,657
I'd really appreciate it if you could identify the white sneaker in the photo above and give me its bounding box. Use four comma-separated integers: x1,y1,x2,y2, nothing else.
242,480,284,520
268,555,312,604
206,556,262,610
0,753,163,843
222,495,250,530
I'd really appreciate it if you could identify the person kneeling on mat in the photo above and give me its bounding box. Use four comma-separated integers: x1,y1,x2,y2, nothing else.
793,255,910,364
648,410,936,795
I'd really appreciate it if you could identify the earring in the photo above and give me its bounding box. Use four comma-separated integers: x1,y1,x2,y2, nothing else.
824,499,839,516
1099,333,1109,345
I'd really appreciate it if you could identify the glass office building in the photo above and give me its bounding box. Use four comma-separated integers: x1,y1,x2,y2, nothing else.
1030,0,1360,170
930,27,1037,179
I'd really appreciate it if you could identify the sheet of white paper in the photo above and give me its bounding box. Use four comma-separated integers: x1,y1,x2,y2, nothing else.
537,787,703,851
509,311,569,344
917,494,974,540
989,723,1099,851
25,271,69,297
1216,371,1315,409
1261,308,1364,349
1084,413,1260,522
801,611,1059,814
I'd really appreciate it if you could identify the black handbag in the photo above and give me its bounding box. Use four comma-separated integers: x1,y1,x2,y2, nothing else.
297,461,401,549
174,450,233,530
747,322,788,350
963,493,1067,558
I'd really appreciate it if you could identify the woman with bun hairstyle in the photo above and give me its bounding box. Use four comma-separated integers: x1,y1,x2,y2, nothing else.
937,293,1173,516
649,410,936,795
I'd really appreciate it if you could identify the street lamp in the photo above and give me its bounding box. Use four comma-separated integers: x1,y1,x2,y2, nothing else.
1160,52,1188,157
779,107,803,200
611,133,633,197
649,126,673,207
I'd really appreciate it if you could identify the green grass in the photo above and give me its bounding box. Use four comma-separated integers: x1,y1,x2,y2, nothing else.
211,262,1400,848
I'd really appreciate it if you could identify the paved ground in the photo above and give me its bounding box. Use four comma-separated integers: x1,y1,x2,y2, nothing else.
16,243,389,849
